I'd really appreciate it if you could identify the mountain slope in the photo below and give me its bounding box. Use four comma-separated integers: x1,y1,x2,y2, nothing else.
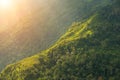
0,0,120,80
0,0,112,71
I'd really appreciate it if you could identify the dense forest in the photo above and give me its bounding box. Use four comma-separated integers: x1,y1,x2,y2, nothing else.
0,0,112,71
0,0,119,80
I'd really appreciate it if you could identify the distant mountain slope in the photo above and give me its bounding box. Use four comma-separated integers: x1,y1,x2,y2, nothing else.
0,0,119,80
0,0,111,71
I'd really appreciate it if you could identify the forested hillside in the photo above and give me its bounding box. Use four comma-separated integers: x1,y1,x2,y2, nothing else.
0,0,111,71
0,0,119,80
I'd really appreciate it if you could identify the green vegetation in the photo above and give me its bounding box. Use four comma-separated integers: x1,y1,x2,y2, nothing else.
0,0,112,71
0,0,120,80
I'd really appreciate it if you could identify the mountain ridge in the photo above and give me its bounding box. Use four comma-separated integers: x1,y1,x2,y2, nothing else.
0,0,112,71
0,0,120,80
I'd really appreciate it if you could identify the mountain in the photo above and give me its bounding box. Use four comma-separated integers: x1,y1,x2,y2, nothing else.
0,0,119,80
0,0,112,71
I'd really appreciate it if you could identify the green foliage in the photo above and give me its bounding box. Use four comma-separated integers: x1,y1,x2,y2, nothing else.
0,0,120,80
0,0,112,71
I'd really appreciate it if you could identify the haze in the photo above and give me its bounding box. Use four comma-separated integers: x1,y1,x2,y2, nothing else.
0,0,111,71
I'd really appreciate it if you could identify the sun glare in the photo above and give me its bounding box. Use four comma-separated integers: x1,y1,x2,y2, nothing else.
0,0,13,9
0,0,33,31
